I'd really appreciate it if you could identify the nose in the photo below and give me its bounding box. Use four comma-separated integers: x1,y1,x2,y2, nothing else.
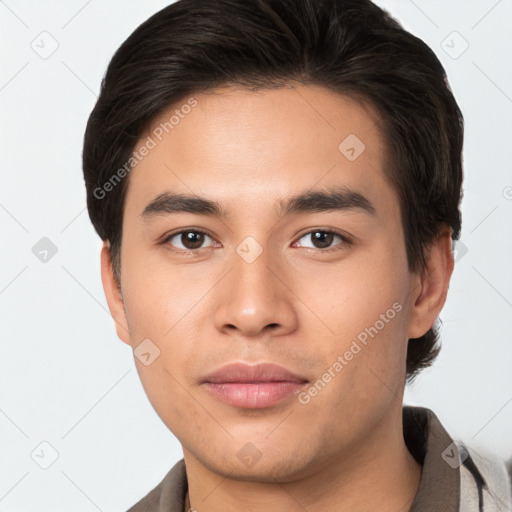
213,247,299,338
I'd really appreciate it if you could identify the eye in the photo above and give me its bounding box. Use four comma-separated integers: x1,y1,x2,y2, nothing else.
161,228,351,253
294,230,351,251
164,229,216,251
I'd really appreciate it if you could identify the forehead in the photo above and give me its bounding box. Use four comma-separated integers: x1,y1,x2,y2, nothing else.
125,83,397,222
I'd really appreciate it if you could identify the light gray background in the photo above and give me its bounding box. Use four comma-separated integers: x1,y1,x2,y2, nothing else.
1,0,511,510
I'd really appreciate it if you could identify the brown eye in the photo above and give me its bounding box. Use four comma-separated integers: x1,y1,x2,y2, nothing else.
310,231,335,249
295,230,350,251
181,231,205,249
166,230,214,251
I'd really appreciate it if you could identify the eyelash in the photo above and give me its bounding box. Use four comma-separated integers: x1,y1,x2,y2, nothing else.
160,228,353,254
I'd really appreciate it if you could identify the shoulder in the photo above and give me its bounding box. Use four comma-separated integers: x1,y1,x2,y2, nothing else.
457,442,512,511
127,484,162,512
126,459,187,512
403,405,512,511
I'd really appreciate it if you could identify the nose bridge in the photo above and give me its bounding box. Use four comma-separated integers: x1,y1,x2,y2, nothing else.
234,243,277,303
213,237,298,336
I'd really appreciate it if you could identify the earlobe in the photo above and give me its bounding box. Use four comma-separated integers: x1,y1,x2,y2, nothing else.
100,242,131,345
407,229,455,339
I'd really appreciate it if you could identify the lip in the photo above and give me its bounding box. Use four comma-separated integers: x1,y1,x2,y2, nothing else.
201,362,309,409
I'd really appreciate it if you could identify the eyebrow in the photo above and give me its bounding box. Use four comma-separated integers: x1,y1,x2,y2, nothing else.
140,186,377,220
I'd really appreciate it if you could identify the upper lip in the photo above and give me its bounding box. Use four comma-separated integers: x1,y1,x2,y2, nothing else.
202,362,309,384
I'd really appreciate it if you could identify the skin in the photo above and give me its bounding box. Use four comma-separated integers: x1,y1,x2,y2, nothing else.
101,83,454,512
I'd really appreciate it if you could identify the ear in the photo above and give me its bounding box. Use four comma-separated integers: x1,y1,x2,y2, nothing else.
407,228,455,339
100,242,131,345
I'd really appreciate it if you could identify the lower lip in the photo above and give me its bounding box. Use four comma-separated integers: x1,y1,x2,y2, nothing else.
203,382,307,409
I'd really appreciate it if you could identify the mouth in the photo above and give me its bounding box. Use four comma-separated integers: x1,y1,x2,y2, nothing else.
201,362,309,409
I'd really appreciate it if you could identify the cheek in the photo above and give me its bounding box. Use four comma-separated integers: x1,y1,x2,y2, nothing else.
300,238,408,343
119,245,209,384
307,242,410,401
134,358,203,442
120,243,204,342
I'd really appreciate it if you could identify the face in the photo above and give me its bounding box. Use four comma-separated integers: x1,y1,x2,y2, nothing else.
102,84,443,481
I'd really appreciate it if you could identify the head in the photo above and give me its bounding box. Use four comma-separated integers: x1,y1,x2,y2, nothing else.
83,0,462,481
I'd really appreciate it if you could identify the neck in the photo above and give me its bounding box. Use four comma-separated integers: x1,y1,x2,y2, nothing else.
183,409,422,512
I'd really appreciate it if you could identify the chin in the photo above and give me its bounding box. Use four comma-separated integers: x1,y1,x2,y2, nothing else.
194,446,321,484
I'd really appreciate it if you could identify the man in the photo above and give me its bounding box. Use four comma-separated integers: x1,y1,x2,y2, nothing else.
82,0,512,510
